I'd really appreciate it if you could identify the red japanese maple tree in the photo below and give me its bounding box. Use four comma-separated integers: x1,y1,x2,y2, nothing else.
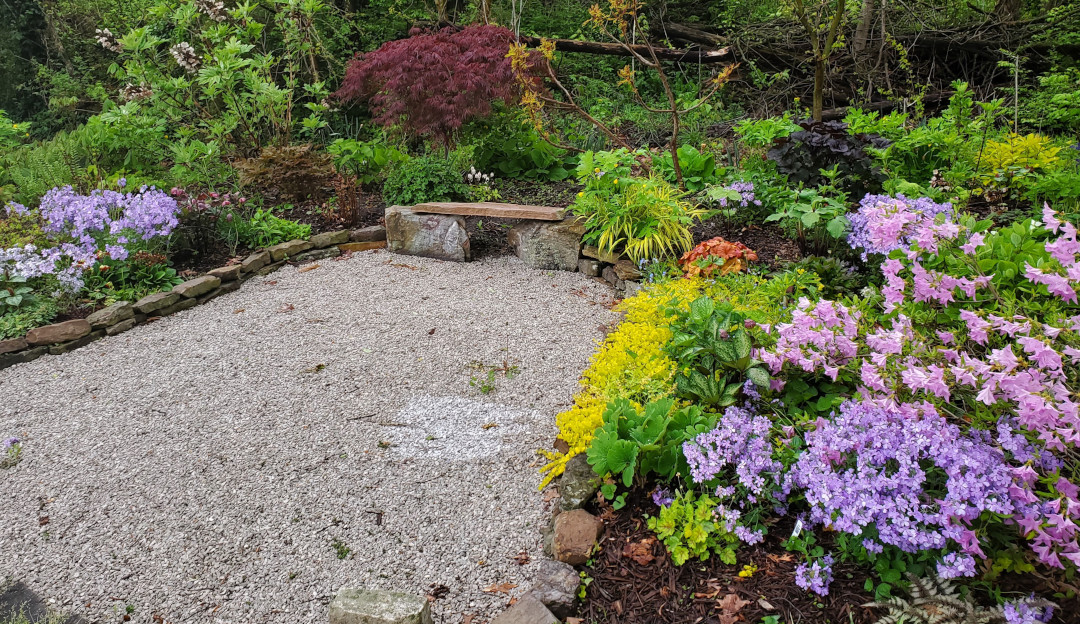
334,25,522,148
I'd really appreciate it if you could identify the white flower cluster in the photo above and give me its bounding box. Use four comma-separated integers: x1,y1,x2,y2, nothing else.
119,83,153,102
464,167,494,185
195,0,227,21
95,28,121,52
170,42,201,73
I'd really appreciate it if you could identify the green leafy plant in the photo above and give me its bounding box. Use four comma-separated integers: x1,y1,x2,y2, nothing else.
381,156,467,207
0,296,57,340
327,138,407,186
734,114,801,149
0,110,30,150
764,173,849,255
82,251,183,303
587,398,716,493
647,490,737,565
234,207,311,249
864,573,1055,624
0,273,35,314
653,145,717,191
472,114,572,181
665,297,770,409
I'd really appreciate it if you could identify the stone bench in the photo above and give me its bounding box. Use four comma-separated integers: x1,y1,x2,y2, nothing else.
385,202,584,271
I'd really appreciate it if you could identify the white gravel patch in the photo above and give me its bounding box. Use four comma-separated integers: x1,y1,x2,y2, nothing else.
0,251,616,624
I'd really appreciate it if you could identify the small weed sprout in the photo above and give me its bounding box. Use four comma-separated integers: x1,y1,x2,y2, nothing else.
2,437,22,468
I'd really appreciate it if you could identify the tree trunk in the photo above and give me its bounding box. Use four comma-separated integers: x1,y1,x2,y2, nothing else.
813,60,825,120
854,0,876,53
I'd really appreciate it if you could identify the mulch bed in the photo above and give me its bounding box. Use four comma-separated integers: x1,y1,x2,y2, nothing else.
692,218,803,269
577,489,1076,624
578,490,875,624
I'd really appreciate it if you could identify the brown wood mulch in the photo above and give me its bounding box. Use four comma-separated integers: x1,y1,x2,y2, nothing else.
576,489,1075,624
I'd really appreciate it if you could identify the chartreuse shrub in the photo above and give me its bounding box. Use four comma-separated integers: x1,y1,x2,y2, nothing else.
648,490,737,565
571,150,709,262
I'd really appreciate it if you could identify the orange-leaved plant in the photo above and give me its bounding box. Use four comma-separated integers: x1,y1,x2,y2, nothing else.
678,237,758,278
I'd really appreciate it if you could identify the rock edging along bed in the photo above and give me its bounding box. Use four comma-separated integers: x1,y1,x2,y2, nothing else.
0,225,387,371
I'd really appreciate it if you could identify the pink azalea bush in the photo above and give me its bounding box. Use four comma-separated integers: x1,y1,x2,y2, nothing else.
760,202,1080,579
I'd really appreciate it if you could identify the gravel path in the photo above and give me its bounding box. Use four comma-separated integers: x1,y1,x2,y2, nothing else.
0,251,617,624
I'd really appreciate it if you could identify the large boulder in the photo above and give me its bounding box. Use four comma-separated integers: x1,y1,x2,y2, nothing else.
507,218,586,272
385,206,470,262
328,587,432,624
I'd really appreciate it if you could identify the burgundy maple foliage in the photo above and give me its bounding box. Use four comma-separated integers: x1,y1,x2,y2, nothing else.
334,25,521,147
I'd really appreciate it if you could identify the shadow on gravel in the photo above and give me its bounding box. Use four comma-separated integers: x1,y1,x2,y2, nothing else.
0,582,85,624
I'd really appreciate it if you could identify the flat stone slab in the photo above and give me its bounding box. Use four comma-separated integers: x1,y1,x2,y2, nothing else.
489,594,558,624
267,239,313,261
26,320,91,346
86,301,134,329
173,275,221,299
329,587,432,624
134,291,180,314
413,202,565,221
207,265,242,281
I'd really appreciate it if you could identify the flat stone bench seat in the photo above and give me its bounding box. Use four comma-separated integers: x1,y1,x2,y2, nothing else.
412,202,565,221
386,203,582,270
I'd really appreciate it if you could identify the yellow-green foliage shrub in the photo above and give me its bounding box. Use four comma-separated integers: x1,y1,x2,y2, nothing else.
540,272,799,486
978,133,1065,192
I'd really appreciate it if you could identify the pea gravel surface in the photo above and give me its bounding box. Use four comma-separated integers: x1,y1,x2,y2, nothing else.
0,250,618,624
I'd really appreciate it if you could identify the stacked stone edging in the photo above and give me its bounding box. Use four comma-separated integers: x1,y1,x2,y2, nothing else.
0,226,388,371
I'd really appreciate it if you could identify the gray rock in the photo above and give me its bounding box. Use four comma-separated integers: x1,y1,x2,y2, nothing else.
106,318,137,336
134,292,180,314
0,337,28,355
385,206,470,262
240,250,271,274
525,560,579,620
157,297,198,317
208,265,242,281
577,258,601,277
581,245,621,264
197,280,242,304
86,301,134,329
26,320,92,346
601,265,619,287
559,453,600,512
2,345,48,369
351,225,387,242
328,587,433,624
293,247,342,263
489,594,558,624
623,280,643,298
173,275,221,299
267,239,312,261
612,259,642,281
507,218,586,272
49,330,105,355
310,230,350,248
255,260,286,276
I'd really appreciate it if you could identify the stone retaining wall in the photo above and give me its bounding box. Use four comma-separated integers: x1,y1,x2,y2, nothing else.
0,225,388,371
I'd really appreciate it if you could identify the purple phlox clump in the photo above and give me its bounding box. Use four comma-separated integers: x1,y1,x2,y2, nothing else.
2,185,178,291
786,399,1015,569
847,194,954,260
794,555,834,596
1003,595,1055,624
2,437,18,450
651,487,674,507
715,181,761,209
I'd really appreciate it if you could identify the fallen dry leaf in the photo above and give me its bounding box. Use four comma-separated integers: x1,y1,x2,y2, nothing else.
233,308,245,314
298,264,320,273
482,582,517,594
766,553,794,563
565,619,583,624
758,598,776,611
717,593,750,624
542,489,560,503
481,423,498,430
621,537,656,566
266,280,278,285
428,328,436,335
511,550,530,566
277,303,295,313
462,615,475,624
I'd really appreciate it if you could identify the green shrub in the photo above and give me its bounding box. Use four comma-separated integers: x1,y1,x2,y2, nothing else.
0,296,57,339
234,207,311,249
381,156,467,207
652,145,717,192
327,138,407,186
647,490,737,566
